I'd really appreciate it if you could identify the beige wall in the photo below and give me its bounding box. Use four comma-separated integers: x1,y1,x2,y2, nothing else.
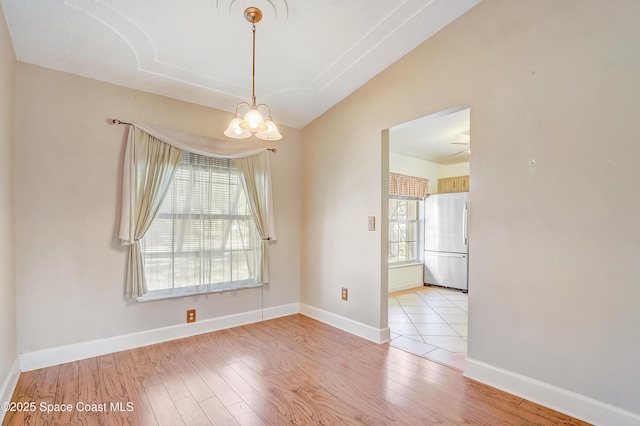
0,1,17,398
14,63,301,353
301,0,640,417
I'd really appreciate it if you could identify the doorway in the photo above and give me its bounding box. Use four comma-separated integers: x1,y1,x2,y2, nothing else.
386,105,470,370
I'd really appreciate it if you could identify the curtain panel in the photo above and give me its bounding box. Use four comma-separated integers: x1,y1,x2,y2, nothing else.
389,173,429,198
118,128,183,297
118,124,277,298
235,152,277,284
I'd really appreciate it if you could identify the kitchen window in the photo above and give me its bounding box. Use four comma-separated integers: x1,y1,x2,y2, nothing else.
388,197,423,264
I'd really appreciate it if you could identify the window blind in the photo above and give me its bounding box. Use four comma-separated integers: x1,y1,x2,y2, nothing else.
141,153,258,292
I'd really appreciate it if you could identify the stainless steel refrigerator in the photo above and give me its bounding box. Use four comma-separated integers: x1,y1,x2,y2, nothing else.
423,192,469,292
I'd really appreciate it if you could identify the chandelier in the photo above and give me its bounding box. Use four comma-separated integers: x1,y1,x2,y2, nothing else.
224,7,282,141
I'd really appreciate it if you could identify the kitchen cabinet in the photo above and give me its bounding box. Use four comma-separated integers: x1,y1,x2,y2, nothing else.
437,175,469,193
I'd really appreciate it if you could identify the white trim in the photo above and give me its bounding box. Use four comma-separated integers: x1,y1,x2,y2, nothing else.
388,262,423,269
0,357,20,424
464,358,640,426
19,303,300,372
388,283,424,293
262,303,301,320
136,281,263,302
300,304,390,344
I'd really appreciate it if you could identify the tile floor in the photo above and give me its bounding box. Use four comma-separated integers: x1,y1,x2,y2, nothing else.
388,285,468,370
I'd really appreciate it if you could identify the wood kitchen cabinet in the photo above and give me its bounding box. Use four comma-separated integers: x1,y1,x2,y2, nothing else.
437,175,469,193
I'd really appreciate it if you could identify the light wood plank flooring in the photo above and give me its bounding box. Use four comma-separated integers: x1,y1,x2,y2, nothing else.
3,314,590,425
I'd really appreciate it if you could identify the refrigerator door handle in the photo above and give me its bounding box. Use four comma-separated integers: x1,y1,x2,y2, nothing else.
462,202,468,246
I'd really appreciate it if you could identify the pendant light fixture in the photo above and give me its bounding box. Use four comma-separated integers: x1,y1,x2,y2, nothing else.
224,7,282,141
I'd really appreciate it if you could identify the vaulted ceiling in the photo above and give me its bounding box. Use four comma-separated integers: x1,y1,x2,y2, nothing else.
1,0,480,129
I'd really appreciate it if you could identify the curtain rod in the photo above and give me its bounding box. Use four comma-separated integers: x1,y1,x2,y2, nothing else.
110,119,277,153
111,118,132,125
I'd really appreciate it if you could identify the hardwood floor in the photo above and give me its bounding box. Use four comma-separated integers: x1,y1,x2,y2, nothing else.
3,315,589,425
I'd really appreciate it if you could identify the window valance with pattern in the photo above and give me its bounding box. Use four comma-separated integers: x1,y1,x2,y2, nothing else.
389,172,429,198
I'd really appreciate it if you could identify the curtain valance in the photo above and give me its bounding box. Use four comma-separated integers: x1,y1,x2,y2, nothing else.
134,123,267,158
117,124,276,298
389,172,429,198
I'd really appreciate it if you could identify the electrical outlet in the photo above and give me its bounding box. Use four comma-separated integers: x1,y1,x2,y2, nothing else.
341,287,348,301
187,309,196,323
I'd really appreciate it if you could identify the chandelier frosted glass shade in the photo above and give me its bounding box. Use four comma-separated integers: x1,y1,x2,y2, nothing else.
239,107,268,132
224,102,282,140
223,115,251,139
256,118,282,141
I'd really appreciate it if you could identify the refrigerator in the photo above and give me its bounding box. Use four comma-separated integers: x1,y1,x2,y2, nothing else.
423,192,469,292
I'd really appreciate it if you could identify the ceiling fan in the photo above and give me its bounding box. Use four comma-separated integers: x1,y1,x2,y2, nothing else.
447,132,470,157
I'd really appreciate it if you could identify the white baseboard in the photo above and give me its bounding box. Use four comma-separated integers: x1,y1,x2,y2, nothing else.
464,358,640,426
19,303,300,372
261,303,300,321
388,283,423,293
300,304,390,344
0,357,20,424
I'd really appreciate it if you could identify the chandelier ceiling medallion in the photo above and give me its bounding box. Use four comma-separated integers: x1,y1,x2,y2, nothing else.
224,7,282,141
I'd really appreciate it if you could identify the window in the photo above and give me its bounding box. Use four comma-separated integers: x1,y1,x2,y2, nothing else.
389,197,422,264
140,152,260,298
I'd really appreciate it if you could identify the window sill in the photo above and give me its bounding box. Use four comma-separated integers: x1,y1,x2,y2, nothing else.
137,281,263,302
388,262,423,269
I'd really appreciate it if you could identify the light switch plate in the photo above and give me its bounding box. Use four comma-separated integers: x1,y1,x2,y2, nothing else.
367,216,375,231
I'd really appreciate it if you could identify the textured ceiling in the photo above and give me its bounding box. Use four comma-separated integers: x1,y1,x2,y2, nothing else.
1,0,480,130
390,106,470,166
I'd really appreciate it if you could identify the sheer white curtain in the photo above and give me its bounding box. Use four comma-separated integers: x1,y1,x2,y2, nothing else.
235,151,277,283
118,124,277,298
118,127,184,297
